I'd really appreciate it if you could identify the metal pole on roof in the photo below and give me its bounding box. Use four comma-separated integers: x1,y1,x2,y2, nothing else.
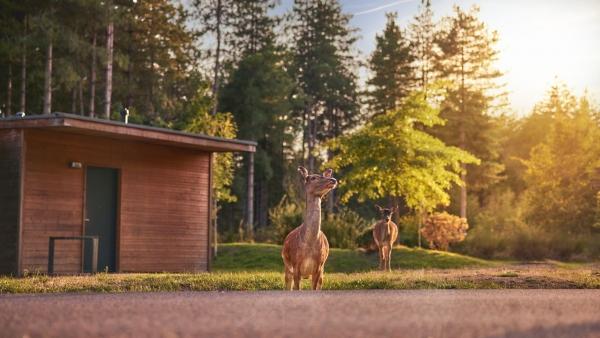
246,152,254,239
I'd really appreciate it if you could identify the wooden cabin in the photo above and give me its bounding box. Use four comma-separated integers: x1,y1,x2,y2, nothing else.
0,113,256,275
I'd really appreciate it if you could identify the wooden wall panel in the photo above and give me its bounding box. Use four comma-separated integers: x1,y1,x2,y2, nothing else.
21,129,210,274
0,130,22,275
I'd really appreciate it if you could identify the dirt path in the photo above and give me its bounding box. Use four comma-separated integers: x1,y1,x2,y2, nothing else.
1,290,599,338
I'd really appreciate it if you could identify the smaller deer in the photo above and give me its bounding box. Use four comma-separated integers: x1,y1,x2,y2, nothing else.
373,205,399,272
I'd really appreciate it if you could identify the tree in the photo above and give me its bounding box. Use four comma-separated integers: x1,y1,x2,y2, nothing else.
193,0,234,115
288,0,360,173
409,0,436,95
116,0,198,122
523,86,600,234
367,12,414,116
434,5,505,219
220,45,295,228
327,91,479,213
228,0,279,58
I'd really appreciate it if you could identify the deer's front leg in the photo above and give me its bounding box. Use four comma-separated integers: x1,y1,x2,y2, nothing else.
293,264,301,290
387,246,393,272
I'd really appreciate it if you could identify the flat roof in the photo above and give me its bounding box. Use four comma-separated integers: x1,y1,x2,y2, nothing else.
0,113,256,153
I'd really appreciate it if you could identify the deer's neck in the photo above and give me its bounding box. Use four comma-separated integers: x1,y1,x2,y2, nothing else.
302,194,322,242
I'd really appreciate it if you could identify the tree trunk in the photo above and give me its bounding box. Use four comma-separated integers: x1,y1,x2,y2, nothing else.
459,128,467,219
42,42,53,114
103,21,114,119
7,64,12,115
89,31,97,117
20,15,27,114
211,0,222,116
71,87,77,114
307,112,316,172
126,20,133,108
78,79,84,115
246,152,255,239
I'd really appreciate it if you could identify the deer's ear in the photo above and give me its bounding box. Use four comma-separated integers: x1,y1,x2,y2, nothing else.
298,166,309,179
375,204,383,212
323,168,333,178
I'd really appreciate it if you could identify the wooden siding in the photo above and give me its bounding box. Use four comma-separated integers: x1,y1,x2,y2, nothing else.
0,130,22,275
21,129,210,274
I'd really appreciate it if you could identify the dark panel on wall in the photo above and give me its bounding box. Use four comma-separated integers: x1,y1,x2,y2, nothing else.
21,129,210,274
0,130,22,275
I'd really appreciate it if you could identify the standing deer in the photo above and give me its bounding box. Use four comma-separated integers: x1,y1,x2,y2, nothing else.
373,205,399,271
281,167,337,290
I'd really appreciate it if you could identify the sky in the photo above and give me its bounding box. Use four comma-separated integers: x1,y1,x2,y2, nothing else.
276,0,600,116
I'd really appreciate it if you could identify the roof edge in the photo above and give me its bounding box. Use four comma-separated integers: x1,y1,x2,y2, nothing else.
0,112,257,152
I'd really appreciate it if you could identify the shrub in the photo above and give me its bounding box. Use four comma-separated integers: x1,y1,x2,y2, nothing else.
260,197,370,249
420,212,468,251
258,195,303,244
322,208,370,249
397,214,421,247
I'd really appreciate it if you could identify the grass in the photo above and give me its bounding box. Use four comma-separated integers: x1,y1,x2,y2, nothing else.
0,243,597,293
213,243,495,272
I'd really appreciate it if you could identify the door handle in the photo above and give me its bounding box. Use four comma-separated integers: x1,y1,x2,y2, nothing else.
85,218,90,222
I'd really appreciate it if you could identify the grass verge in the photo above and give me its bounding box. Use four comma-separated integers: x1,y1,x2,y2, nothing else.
1,268,598,293
1,243,597,293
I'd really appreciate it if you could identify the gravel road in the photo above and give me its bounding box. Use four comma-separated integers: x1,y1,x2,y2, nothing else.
1,290,599,338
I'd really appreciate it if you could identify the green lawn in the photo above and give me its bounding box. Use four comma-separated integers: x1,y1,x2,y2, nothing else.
0,243,597,293
213,243,495,272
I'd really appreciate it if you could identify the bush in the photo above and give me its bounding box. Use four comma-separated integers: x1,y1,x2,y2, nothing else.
397,214,421,247
322,208,370,249
259,197,370,249
420,212,468,251
257,196,303,244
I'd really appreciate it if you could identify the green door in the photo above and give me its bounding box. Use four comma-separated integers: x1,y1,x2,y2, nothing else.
84,167,118,273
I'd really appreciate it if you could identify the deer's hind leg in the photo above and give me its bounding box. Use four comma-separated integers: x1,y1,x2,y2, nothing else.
311,266,324,290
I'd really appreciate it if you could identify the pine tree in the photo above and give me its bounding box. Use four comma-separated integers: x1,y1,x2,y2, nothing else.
115,0,198,122
288,0,360,173
409,0,436,94
220,45,295,229
229,0,279,58
434,5,505,219
218,0,293,229
367,12,414,116
193,0,234,115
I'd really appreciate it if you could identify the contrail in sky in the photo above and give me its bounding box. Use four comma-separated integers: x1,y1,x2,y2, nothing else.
353,0,417,16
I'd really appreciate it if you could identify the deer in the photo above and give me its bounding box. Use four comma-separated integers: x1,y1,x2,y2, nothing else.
373,205,399,272
281,167,337,290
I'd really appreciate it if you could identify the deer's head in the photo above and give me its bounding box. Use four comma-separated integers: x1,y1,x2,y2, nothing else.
298,166,337,198
376,205,395,222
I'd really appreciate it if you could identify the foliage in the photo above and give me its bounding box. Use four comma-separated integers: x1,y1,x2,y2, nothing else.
433,5,506,217
288,0,360,168
420,212,469,251
263,198,370,249
220,45,296,228
409,0,436,94
261,195,303,244
367,12,414,115
327,91,479,211
522,86,600,234
321,208,370,249
184,88,238,203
